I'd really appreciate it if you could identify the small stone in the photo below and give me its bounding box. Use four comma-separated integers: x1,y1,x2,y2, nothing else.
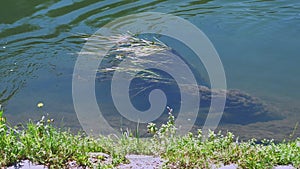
273,165,296,169
68,160,78,168
88,152,112,166
89,152,110,159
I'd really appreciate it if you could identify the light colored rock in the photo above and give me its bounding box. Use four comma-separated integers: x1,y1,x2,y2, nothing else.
219,164,238,169
273,165,296,169
118,154,165,169
7,160,47,169
211,163,238,169
88,152,112,166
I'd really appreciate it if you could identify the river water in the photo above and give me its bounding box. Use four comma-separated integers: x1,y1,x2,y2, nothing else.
1,0,300,140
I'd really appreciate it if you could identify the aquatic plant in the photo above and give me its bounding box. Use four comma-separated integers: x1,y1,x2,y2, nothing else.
93,33,177,85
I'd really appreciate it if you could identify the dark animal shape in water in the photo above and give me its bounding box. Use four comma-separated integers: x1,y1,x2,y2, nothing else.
94,34,283,126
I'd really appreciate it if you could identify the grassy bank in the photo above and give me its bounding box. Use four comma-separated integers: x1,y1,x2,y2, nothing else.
0,109,300,168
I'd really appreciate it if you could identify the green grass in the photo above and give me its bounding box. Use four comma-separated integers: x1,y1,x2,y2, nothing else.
0,109,300,168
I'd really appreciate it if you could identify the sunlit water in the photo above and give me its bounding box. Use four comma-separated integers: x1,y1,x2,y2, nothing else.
1,0,300,140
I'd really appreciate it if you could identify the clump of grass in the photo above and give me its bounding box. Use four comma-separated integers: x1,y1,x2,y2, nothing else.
146,109,300,168
0,109,24,167
0,111,126,168
1,108,300,168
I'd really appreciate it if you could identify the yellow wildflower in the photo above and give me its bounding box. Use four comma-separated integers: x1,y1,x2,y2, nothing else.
37,102,44,108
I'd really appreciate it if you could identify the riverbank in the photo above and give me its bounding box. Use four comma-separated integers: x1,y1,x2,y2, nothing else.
1,110,299,168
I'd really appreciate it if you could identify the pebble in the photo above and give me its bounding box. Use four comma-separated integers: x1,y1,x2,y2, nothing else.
7,160,47,169
273,165,296,169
